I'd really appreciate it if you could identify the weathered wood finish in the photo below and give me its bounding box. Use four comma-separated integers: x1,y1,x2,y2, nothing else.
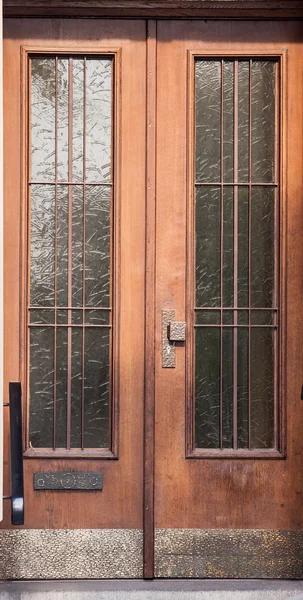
155,20,303,534
144,19,157,580
3,1,303,19
3,13,303,581
2,18,146,531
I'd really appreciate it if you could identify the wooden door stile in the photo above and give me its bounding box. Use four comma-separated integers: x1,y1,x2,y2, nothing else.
144,19,157,580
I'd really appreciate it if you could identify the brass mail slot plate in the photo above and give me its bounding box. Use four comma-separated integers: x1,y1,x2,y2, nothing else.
34,472,103,491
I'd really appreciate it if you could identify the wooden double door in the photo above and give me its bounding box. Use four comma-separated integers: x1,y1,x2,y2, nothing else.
2,18,303,579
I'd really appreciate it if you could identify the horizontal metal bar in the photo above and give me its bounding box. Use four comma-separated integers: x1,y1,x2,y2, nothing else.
28,306,112,311
29,181,113,186
195,182,279,187
194,307,278,311
194,324,278,328
29,324,112,328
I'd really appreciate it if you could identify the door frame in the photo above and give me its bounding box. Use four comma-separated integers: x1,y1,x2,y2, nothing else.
2,2,303,580
3,1,303,19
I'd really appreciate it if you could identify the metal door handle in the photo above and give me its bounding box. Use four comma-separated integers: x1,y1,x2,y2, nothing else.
167,320,186,342
162,309,186,368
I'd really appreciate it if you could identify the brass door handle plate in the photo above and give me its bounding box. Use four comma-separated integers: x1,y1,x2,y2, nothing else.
162,309,186,368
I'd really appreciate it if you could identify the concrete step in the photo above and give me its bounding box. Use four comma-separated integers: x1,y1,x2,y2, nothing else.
1,580,303,600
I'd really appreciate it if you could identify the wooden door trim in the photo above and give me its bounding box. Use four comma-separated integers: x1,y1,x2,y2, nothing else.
185,48,288,459
144,19,157,580
3,1,303,19
20,44,122,460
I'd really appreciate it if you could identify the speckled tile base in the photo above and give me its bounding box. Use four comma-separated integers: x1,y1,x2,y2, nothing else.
0,529,143,579
155,529,303,579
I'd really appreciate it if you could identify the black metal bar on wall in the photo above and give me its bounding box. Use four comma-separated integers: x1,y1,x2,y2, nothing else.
8,382,24,525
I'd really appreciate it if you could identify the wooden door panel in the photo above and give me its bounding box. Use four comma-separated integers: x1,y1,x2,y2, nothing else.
3,16,303,581
2,19,146,574
154,20,303,577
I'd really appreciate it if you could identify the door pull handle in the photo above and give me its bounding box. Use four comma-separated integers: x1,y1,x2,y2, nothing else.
162,309,186,368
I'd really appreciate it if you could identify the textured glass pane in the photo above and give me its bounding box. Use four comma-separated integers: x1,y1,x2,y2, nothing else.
223,62,234,183
30,185,55,306
29,327,54,448
237,328,249,448
55,327,67,448
196,187,220,307
238,310,248,325
57,310,68,324
73,59,84,181
195,327,220,448
238,186,249,307
238,62,250,182
86,59,112,183
72,186,84,307
251,310,275,325
71,328,82,448
195,310,220,325
223,187,234,306
223,310,233,325
196,61,221,183
252,61,276,183
85,310,111,325
85,185,111,307
250,328,275,448
222,327,233,448
57,58,69,182
84,328,110,448
57,186,68,306
31,58,56,181
30,310,54,324
29,55,113,452
72,310,82,324
251,187,275,307
193,59,278,454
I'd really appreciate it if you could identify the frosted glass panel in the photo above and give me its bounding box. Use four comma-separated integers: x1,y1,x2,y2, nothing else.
194,58,278,452
29,55,113,451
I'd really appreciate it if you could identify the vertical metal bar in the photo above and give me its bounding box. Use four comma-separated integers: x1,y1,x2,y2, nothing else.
219,60,224,449
9,383,24,526
248,60,252,450
66,57,73,450
53,56,58,451
233,60,239,450
81,57,86,451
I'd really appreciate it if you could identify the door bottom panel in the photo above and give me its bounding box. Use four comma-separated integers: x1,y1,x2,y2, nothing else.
0,530,143,579
155,529,303,579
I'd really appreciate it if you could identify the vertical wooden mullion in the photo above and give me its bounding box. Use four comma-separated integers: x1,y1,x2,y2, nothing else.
53,56,58,450
25,56,32,452
144,19,157,580
248,59,252,450
81,57,86,450
66,57,73,450
273,60,280,451
220,60,224,450
233,60,239,450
